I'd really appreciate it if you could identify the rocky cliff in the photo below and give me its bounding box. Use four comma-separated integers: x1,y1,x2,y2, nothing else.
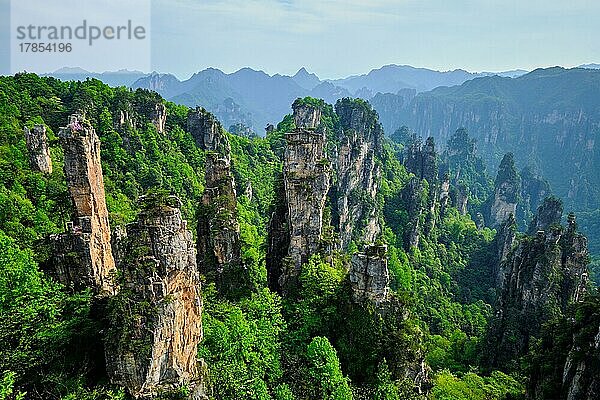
188,107,246,294
488,153,520,227
332,98,383,248
106,194,206,399
349,244,389,303
486,205,589,368
50,115,116,296
277,101,331,290
23,124,52,174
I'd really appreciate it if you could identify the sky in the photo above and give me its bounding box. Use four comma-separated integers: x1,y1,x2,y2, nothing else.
2,0,599,79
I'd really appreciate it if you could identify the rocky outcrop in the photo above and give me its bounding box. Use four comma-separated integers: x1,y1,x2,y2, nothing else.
332,98,383,248
24,124,52,174
187,107,231,155
268,101,331,292
561,323,600,400
489,153,520,227
401,176,425,250
282,104,330,287
454,183,469,215
106,195,206,400
527,296,600,400
404,136,438,184
492,214,517,287
527,196,563,235
151,103,167,134
51,115,116,296
349,245,389,303
188,107,246,294
197,153,245,292
486,208,589,368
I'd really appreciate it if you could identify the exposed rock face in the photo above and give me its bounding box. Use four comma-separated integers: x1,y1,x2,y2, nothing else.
151,103,167,134
197,153,244,292
332,98,383,248
527,296,600,400
188,107,245,294
489,153,520,227
294,101,322,129
401,176,425,250
519,167,551,227
267,101,331,292
486,210,589,368
492,214,517,287
561,321,600,400
281,113,330,287
187,107,231,155
527,196,563,235
439,173,451,216
404,136,438,184
51,115,116,296
106,196,206,400
454,183,469,215
24,124,52,174
349,245,389,303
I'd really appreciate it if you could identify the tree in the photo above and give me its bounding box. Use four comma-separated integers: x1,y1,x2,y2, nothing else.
306,336,352,400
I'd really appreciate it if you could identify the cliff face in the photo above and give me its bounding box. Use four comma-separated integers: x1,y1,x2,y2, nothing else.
24,124,52,174
151,103,167,134
560,309,600,400
401,176,426,250
527,196,563,235
349,245,389,303
279,102,331,290
106,196,206,400
492,215,517,287
188,107,245,294
489,153,520,227
486,206,589,368
380,68,600,219
188,107,231,155
332,99,383,248
51,115,116,296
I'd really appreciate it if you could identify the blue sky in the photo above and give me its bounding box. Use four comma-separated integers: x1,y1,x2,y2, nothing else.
2,0,599,78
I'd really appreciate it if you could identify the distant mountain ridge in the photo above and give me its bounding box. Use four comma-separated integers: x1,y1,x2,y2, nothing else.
43,64,535,132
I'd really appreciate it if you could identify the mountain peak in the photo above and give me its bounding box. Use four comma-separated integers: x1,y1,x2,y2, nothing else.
291,67,320,90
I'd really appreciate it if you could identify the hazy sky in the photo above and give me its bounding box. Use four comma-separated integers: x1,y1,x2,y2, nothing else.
2,0,599,79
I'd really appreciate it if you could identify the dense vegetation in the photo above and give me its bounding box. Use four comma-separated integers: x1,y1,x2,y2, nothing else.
0,74,595,400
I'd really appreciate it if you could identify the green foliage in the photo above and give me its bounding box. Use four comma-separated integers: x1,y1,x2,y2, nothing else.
430,370,524,400
199,288,286,399
373,360,400,400
0,230,96,397
305,337,352,400
0,371,25,400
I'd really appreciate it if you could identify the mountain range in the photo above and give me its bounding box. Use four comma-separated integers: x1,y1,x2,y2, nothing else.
45,64,532,133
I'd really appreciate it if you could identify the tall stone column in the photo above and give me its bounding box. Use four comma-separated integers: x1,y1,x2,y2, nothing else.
51,115,116,296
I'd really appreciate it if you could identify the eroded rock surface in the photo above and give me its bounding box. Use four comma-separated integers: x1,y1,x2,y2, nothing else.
487,209,589,368
332,99,383,248
106,196,206,399
489,153,520,227
188,107,246,294
349,245,389,303
51,115,116,296
24,124,52,174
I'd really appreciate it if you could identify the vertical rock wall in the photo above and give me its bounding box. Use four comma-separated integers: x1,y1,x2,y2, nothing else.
24,124,52,174
188,107,245,293
333,99,383,248
106,196,206,399
51,115,116,296
281,102,331,288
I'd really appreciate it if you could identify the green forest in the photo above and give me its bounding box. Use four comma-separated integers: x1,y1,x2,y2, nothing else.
0,73,597,400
